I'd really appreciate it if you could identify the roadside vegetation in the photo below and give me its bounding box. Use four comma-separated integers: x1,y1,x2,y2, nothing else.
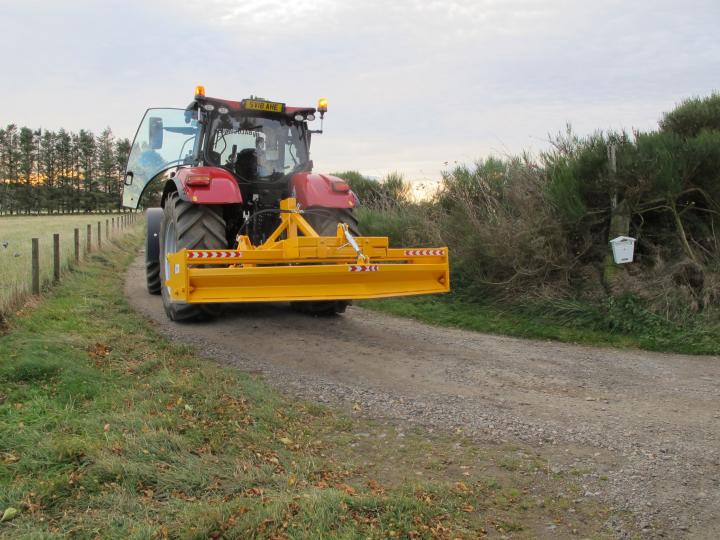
342,93,720,355
0,229,617,538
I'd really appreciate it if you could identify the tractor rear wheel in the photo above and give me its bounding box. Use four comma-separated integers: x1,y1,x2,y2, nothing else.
304,207,360,237
159,192,227,322
293,207,360,316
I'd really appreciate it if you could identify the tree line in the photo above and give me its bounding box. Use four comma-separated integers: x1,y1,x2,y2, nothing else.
0,124,131,215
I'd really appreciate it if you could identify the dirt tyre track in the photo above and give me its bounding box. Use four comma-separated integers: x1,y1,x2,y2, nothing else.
126,254,720,538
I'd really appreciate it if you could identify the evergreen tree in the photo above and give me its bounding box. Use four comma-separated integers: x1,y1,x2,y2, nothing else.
18,127,39,213
0,125,20,214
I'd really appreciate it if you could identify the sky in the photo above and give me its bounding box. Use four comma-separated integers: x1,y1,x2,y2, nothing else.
1,0,718,185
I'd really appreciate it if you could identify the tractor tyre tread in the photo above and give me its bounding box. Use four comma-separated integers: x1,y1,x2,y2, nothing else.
145,261,161,295
160,192,227,322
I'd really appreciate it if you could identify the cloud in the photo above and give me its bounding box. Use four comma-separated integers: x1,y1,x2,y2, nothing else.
0,0,717,180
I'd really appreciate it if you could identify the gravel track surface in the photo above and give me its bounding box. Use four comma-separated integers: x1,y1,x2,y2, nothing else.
126,255,720,538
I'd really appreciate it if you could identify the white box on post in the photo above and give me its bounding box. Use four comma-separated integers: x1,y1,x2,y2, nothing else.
610,236,636,264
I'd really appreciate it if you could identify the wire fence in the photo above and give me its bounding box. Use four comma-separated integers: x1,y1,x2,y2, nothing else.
0,212,140,321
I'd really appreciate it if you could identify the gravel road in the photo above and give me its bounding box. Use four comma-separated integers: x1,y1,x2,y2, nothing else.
126,255,720,538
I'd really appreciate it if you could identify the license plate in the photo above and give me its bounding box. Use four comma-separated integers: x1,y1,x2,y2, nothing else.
243,100,284,113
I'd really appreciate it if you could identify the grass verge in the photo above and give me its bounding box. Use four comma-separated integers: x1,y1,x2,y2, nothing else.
1,229,617,538
362,294,720,355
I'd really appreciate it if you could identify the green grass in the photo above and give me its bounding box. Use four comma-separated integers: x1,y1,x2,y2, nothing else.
362,294,720,355
0,229,621,538
0,213,129,317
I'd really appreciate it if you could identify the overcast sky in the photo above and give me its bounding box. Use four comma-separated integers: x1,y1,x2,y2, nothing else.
1,0,718,182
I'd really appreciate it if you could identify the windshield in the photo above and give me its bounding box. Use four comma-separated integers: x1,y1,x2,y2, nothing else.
208,115,308,178
122,108,198,208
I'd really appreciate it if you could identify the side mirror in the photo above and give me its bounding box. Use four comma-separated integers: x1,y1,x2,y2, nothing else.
149,117,163,149
124,171,134,186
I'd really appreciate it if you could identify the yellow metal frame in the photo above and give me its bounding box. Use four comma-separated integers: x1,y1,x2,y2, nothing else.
165,198,449,304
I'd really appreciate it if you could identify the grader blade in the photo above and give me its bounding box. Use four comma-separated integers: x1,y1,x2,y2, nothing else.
163,198,450,305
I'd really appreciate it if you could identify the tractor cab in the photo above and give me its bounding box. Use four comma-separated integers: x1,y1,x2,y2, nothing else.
122,88,321,209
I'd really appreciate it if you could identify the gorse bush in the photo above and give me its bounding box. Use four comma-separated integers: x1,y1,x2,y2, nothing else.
436,157,575,298
334,170,413,211
660,92,720,137
337,93,720,325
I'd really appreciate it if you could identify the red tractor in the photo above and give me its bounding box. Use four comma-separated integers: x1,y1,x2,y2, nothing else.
122,87,449,321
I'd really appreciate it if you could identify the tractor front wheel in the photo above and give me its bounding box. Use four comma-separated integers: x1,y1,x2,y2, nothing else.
145,208,163,295
159,192,227,322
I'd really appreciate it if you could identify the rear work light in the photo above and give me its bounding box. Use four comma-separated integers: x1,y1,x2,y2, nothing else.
186,174,211,187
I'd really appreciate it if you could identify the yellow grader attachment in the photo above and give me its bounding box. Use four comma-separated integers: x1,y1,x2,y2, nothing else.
165,198,449,304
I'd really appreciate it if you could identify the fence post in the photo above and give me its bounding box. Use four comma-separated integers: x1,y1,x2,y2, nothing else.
112,217,115,234
53,233,60,282
74,228,80,264
97,221,102,249
31,238,40,295
106,219,109,240
87,224,92,253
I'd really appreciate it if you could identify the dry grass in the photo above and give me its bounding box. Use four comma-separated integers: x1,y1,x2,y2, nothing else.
0,213,130,318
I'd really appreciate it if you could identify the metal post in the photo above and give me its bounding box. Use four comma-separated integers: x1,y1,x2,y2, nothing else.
97,221,102,249
87,224,92,253
31,238,40,294
74,228,80,264
53,233,60,282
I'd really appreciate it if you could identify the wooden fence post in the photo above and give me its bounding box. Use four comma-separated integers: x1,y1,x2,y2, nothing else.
53,233,60,282
87,224,92,253
74,228,80,264
112,217,115,233
106,219,109,240
97,221,102,249
32,238,40,295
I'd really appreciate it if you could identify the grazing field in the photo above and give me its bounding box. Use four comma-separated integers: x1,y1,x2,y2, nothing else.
0,230,617,538
0,213,128,317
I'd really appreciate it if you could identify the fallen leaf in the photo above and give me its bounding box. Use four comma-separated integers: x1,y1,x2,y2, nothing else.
336,483,356,495
0,507,18,522
279,437,293,446
1,452,19,464
103,424,110,433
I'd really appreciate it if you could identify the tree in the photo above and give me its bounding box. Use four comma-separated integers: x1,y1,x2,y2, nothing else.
0,125,20,214
18,127,39,213
77,129,97,211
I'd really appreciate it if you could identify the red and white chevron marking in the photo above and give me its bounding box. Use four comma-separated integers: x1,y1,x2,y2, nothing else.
187,251,240,260
348,265,379,272
403,249,444,256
